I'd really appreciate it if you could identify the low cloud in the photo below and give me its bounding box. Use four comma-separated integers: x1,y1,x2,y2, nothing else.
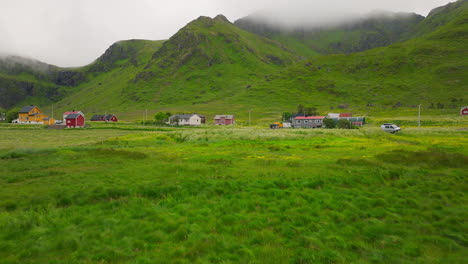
0,0,454,67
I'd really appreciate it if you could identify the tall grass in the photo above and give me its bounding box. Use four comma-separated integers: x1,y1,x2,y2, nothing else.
0,126,466,263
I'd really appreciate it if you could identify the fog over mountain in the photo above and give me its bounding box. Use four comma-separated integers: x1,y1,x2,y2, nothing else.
0,0,454,67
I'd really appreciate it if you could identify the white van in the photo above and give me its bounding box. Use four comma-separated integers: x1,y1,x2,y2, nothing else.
381,123,401,133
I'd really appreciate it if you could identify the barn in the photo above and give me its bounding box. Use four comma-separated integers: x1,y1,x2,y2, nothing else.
461,106,468,115
63,111,84,122
65,113,85,128
214,115,235,125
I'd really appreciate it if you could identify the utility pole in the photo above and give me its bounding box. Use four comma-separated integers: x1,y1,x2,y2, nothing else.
418,104,421,128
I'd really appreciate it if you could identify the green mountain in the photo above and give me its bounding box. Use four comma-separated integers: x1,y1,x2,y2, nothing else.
46,15,298,116
0,56,81,109
234,11,424,56
0,1,467,120
234,0,468,111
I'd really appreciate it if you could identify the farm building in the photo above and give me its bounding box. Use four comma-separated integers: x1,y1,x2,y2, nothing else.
168,114,204,126
326,116,366,127
63,111,84,122
214,115,235,125
65,113,85,128
17,105,55,125
90,114,118,122
292,116,325,128
328,113,352,118
461,106,468,115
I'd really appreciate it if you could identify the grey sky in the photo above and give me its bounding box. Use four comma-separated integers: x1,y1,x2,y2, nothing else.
0,0,454,67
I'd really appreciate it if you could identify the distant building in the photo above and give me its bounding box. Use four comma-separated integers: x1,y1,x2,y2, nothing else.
65,113,85,128
214,115,235,125
168,114,204,126
17,105,55,125
63,111,84,122
90,114,118,122
327,113,352,118
326,113,365,126
461,106,468,115
293,116,325,128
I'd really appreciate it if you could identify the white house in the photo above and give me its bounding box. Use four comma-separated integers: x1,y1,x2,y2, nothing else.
168,114,205,126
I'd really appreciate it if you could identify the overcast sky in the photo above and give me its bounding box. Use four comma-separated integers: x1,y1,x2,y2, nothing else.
0,0,455,67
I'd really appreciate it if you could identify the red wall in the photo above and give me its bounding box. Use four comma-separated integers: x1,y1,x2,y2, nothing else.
215,118,233,125
66,115,85,127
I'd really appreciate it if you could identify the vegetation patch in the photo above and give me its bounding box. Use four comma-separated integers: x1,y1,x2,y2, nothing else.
376,149,468,168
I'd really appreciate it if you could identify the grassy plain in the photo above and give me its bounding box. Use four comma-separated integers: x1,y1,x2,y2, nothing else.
0,123,467,263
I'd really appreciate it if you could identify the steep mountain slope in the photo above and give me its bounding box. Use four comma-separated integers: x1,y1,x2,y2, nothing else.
234,12,424,56
51,15,298,115
0,39,165,110
0,56,76,108
235,1,468,112
414,0,468,36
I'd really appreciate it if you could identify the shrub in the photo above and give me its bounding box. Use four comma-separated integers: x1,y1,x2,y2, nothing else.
323,118,336,128
337,119,351,129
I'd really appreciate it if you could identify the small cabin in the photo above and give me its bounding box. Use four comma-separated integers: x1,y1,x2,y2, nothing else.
65,113,85,128
63,111,84,122
214,115,235,125
168,114,204,126
461,106,468,115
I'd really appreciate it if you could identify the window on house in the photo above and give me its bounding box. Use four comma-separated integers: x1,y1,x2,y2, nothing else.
304,120,308,124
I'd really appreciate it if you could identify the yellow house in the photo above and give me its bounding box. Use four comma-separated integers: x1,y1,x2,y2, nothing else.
18,105,55,125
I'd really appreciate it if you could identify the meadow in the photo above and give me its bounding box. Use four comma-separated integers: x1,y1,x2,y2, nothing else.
0,123,467,263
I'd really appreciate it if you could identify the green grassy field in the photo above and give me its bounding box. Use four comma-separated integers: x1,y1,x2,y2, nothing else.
0,122,466,263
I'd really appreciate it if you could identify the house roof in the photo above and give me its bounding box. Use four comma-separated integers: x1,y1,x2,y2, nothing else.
19,105,36,113
90,114,115,121
295,116,325,120
63,111,80,116
171,114,203,119
214,115,234,119
66,113,82,119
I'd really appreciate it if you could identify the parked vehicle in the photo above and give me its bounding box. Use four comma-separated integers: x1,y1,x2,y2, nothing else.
270,122,284,129
381,123,401,133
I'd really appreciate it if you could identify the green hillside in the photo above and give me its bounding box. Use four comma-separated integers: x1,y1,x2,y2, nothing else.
234,12,424,56
47,15,299,118
235,1,468,113
0,1,467,121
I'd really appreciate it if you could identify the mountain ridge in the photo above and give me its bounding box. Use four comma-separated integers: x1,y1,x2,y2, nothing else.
0,0,466,120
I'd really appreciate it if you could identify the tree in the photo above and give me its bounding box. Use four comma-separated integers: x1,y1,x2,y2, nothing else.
154,112,171,124
305,107,318,116
323,118,336,128
6,108,20,123
282,112,292,122
337,119,351,129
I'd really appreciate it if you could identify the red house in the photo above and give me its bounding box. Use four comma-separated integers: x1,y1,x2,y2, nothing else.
214,115,234,125
461,107,468,115
63,111,84,122
65,113,85,128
